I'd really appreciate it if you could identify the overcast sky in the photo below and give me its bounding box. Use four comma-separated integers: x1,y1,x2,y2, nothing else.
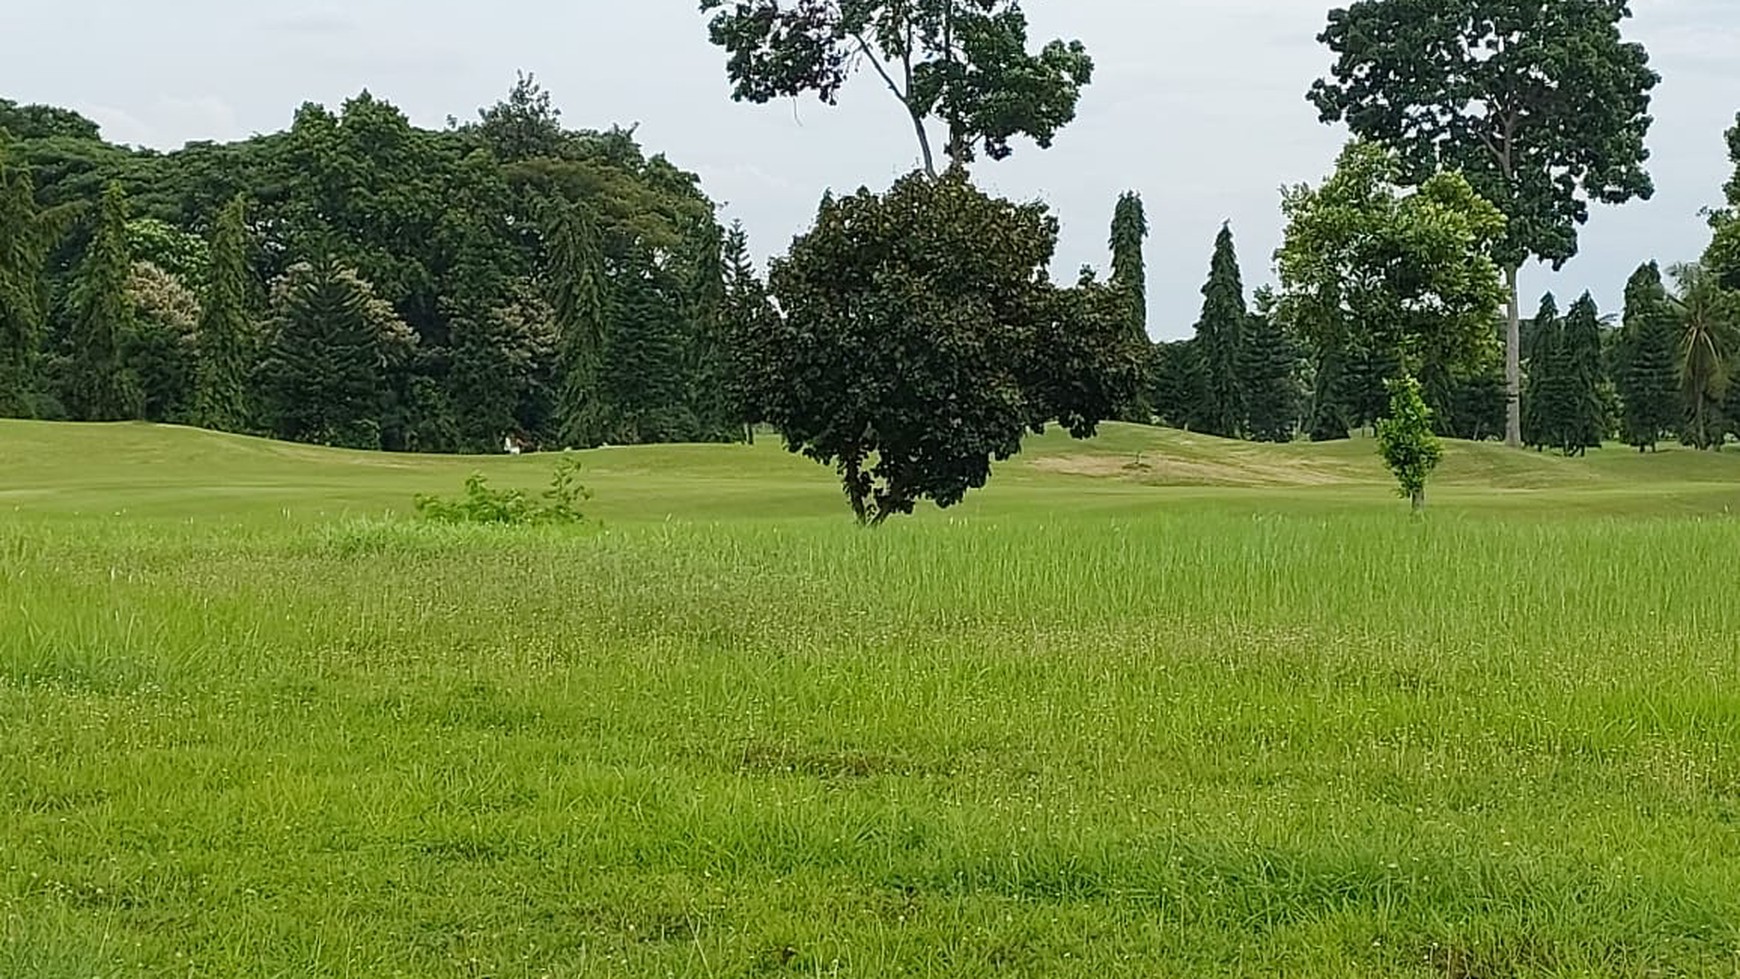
3,1,1734,339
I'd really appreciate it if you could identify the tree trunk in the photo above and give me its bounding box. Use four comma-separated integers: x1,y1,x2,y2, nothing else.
1411,488,1425,513
910,109,937,179
1505,264,1522,448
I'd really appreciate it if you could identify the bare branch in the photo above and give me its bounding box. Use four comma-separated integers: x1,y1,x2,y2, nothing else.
850,33,908,105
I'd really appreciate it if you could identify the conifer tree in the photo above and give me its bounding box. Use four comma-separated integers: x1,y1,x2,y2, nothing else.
194,195,254,432
604,258,693,443
544,200,608,448
1149,339,1199,430
1444,358,1508,441
260,258,388,448
1192,223,1246,437
1558,292,1606,455
1109,192,1148,341
67,182,136,421
1521,293,1561,450
1307,343,1353,442
1616,262,1679,450
1109,191,1151,421
1341,343,1402,433
1239,304,1299,442
720,220,774,442
0,132,60,417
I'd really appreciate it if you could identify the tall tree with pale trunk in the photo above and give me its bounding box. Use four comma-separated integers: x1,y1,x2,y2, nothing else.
1309,0,1659,448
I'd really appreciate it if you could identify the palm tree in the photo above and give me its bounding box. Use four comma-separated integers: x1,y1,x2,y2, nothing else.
1669,262,1739,450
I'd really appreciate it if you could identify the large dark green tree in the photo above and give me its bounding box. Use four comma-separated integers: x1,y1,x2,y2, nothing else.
193,195,254,432
66,182,136,421
1309,0,1660,448
1192,223,1247,438
604,259,695,444
699,0,1094,175
1616,261,1678,450
747,172,1139,524
1276,142,1508,441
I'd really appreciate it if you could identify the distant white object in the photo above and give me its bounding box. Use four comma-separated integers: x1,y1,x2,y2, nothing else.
504,436,522,456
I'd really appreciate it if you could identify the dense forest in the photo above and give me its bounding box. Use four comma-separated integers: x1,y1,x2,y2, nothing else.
3,0,1740,496
0,78,743,453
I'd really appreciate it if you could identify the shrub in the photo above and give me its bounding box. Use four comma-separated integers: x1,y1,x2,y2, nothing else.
414,458,590,526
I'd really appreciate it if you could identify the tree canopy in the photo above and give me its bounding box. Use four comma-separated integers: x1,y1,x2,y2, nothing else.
699,0,1093,175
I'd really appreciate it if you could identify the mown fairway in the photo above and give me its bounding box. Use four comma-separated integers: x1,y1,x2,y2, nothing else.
5,422,1740,977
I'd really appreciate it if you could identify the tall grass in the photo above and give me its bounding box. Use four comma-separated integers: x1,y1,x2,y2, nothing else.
3,511,1739,976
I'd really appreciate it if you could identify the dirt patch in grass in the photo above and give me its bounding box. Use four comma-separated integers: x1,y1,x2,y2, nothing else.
1028,453,1358,487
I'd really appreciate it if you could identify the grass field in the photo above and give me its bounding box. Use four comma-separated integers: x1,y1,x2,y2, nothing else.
5,421,1740,977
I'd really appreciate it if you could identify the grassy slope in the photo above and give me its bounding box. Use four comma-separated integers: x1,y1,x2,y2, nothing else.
5,423,1740,977
6,419,1740,522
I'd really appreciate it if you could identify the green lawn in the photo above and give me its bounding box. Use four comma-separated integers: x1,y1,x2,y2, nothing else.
4,421,1740,977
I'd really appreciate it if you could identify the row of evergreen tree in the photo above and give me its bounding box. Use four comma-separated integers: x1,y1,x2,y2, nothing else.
1132,218,1740,454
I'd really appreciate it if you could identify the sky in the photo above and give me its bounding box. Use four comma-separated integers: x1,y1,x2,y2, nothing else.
2,0,1734,340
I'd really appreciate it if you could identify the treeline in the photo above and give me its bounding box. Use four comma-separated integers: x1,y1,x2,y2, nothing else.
1141,179,1740,455
1147,156,1740,455
0,78,744,452
3,75,1738,465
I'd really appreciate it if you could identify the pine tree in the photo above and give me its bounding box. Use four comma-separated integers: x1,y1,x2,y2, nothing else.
1192,222,1246,437
1109,192,1148,340
1307,343,1352,442
194,195,254,432
1447,362,1507,441
1109,192,1151,421
1558,292,1606,455
0,133,61,418
720,220,773,442
1239,307,1299,442
1149,339,1200,430
679,218,732,441
260,258,386,448
1521,293,1561,450
604,259,692,443
67,182,136,421
544,200,608,448
1341,342,1401,433
1616,262,1679,450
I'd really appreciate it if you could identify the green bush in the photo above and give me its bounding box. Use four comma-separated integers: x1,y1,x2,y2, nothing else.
413,458,590,526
